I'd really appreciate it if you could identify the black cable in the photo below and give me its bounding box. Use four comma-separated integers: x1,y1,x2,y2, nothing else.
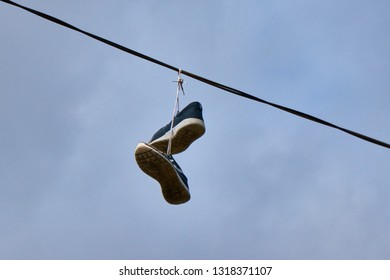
0,0,178,72
181,71,390,149
1,0,389,149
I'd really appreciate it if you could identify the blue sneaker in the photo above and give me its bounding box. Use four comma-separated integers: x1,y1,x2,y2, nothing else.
149,102,205,154
134,142,190,205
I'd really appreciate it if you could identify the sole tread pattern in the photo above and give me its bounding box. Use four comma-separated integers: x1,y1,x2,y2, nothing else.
135,144,190,205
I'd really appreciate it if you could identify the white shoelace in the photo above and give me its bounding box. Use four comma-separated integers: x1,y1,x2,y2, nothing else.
167,70,185,155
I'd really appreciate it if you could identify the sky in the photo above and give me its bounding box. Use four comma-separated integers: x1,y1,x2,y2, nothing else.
1,0,389,260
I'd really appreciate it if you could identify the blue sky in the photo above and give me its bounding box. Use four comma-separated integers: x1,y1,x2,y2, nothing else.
1,0,389,259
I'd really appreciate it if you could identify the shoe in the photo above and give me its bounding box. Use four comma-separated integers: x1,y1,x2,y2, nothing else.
134,142,190,205
149,101,205,154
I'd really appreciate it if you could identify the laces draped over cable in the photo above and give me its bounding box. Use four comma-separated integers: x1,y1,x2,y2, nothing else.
167,70,185,155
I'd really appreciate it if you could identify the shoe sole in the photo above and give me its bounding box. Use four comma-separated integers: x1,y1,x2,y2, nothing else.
135,143,190,205
149,118,205,154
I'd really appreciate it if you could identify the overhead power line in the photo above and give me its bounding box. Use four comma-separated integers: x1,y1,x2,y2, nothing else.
1,0,389,149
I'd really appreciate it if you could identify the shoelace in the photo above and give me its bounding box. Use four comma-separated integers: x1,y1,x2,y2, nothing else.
167,70,185,155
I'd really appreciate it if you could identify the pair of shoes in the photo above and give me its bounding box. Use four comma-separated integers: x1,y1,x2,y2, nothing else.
135,102,205,205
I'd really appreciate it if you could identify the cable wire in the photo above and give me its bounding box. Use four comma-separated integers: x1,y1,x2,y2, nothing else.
1,0,389,149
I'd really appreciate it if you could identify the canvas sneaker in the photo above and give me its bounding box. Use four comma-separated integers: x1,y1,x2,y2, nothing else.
149,101,205,154
134,142,190,205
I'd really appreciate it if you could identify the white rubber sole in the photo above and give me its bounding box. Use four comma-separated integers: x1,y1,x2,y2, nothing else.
149,118,205,154
134,143,190,205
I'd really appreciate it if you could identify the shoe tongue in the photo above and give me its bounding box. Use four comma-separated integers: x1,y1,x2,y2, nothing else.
166,154,177,166
166,155,183,172
165,154,188,187
166,154,174,161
